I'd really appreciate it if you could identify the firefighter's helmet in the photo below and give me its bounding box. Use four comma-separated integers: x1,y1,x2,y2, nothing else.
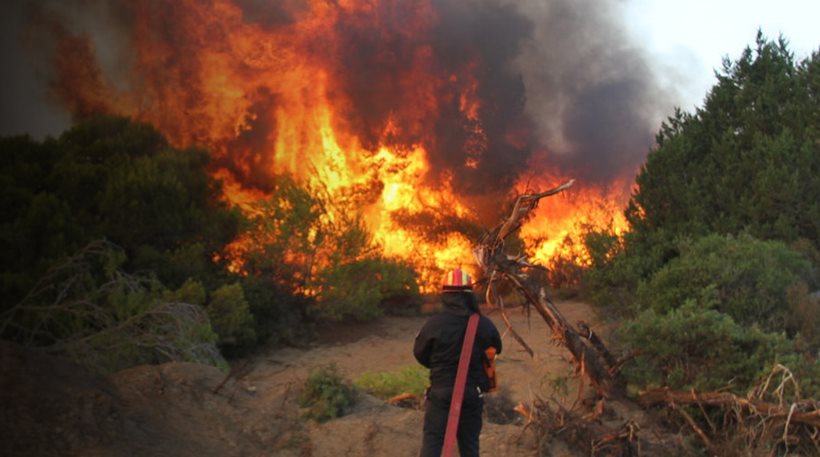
441,268,473,293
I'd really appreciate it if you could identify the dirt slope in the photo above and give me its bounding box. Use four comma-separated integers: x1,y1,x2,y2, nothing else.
4,300,602,457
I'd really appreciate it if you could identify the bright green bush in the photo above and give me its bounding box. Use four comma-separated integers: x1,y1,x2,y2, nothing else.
580,227,672,312
619,301,790,392
164,278,207,306
206,283,256,347
354,365,429,400
635,234,812,334
299,364,356,422
313,257,420,321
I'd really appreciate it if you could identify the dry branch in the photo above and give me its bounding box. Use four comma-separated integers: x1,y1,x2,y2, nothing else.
640,388,820,429
474,179,620,397
1,240,225,373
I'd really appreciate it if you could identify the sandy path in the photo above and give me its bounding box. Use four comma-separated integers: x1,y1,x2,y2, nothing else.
241,300,602,456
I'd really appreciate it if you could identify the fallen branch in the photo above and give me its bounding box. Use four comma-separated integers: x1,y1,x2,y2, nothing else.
474,180,621,398
640,388,820,429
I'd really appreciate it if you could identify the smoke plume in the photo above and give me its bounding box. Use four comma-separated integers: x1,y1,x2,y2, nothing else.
2,0,675,210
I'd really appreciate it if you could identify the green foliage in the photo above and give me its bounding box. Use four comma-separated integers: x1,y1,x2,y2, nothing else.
785,281,820,351
313,256,420,321
353,365,429,400
620,301,790,392
629,35,820,248
580,227,671,311
240,177,420,322
0,114,422,361
299,364,356,422
636,234,812,333
240,175,325,290
777,354,820,400
583,34,820,315
0,115,241,310
240,275,308,346
0,241,225,373
164,278,207,306
206,283,256,347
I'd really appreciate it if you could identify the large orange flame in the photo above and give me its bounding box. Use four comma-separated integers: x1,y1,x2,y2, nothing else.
43,0,638,291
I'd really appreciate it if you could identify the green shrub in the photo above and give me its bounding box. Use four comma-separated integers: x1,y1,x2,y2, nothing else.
354,365,429,400
785,281,820,352
1,240,225,373
299,364,356,422
635,233,812,334
164,278,207,306
777,353,820,400
580,227,672,312
206,283,256,347
242,275,308,346
313,257,420,321
619,301,790,392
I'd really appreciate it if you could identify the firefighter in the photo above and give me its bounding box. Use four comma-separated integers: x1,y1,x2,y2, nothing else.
414,268,502,457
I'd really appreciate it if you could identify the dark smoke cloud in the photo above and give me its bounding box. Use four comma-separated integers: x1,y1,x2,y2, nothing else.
512,0,672,184
429,0,533,195
234,0,307,27
311,0,534,197
0,1,70,137
311,0,671,200
0,0,133,137
1,0,674,195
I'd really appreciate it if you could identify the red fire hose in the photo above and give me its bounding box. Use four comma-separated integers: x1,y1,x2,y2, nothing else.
440,313,480,457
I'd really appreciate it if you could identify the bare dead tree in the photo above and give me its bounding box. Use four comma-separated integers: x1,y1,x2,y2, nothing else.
640,365,820,455
474,183,820,456
474,179,621,398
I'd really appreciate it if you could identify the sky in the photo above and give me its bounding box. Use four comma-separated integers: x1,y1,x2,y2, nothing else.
0,0,818,139
623,0,820,111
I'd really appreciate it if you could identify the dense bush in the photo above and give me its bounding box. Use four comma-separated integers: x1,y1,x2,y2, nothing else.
635,234,813,333
619,301,790,392
313,257,420,320
579,227,672,311
0,241,225,373
582,35,820,312
240,177,421,322
299,364,356,422
240,275,308,347
0,115,242,333
628,34,820,252
1,116,423,362
578,35,820,402
206,283,256,348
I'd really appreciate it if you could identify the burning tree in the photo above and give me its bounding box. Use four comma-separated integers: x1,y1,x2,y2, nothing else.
475,179,622,397
476,182,820,456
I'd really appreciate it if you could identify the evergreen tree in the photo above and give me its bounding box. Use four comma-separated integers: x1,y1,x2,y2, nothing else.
628,33,820,250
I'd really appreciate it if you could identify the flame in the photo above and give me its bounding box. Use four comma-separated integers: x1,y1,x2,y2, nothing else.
516,176,632,267
41,0,638,291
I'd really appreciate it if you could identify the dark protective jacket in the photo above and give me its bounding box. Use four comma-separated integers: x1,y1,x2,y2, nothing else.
413,292,502,395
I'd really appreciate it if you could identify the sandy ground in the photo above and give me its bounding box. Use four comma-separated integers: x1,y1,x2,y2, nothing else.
5,300,605,457
239,300,602,456
251,300,598,399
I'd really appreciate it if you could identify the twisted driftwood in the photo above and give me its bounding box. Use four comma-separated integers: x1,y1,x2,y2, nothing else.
640,365,820,455
473,180,621,397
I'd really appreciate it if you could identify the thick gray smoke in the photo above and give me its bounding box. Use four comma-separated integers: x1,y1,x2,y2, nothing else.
0,0,677,196
511,0,671,184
